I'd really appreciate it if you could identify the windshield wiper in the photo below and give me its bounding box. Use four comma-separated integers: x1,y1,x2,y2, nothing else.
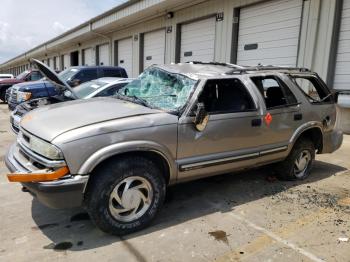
114,93,151,108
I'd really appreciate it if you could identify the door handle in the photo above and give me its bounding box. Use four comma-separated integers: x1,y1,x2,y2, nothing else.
251,118,262,127
294,113,302,121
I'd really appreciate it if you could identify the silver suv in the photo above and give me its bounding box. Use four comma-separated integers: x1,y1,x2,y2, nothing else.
5,60,343,235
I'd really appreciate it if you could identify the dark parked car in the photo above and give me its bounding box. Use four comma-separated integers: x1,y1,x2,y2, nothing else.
0,69,43,102
7,65,128,110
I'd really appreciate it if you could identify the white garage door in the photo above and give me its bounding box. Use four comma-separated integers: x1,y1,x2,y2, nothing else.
118,38,133,76
144,29,165,69
237,0,302,66
83,48,94,66
180,17,216,62
63,54,70,69
98,44,110,66
334,0,350,90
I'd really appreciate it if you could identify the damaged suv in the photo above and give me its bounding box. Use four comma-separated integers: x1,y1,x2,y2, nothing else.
5,60,343,235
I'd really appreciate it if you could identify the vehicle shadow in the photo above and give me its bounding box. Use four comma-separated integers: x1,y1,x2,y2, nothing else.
30,160,346,251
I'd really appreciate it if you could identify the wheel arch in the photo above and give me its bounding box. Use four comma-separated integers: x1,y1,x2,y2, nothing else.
290,122,323,153
78,141,175,191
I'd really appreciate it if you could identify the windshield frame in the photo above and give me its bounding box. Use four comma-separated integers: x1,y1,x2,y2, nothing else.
117,67,199,114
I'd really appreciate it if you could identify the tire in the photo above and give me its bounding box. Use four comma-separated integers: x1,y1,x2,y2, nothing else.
0,89,6,103
276,139,315,181
85,156,166,235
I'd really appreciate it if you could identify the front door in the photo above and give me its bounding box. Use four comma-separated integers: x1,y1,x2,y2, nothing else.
177,78,264,180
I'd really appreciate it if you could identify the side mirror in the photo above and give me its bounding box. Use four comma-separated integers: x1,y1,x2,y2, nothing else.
193,102,209,132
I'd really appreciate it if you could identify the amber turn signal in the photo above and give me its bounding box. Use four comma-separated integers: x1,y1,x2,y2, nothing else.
7,166,69,182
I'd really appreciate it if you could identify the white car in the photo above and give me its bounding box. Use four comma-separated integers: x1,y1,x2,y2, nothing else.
0,74,14,79
10,77,133,133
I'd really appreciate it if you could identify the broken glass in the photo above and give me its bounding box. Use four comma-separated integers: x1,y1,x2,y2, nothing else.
118,67,198,112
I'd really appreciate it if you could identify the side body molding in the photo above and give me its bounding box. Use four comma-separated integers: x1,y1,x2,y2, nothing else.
77,140,176,182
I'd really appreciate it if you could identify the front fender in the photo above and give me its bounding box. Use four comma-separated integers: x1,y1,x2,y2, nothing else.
77,140,176,182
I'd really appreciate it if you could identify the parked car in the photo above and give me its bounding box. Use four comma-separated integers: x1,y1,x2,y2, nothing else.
7,65,128,110
5,60,343,236
0,69,43,102
0,74,14,79
10,77,133,133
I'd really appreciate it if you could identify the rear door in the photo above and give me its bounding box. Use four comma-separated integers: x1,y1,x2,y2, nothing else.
250,74,302,152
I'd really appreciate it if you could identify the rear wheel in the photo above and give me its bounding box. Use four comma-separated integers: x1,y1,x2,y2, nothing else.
276,139,315,180
85,156,166,235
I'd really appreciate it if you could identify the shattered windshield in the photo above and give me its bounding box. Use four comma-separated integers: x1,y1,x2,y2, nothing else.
118,67,197,112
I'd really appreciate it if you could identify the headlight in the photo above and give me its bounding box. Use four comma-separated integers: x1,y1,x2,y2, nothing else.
19,132,63,160
17,91,32,102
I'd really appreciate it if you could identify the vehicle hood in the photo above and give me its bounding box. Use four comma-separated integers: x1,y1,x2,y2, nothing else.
12,80,52,91
20,97,165,142
0,78,22,85
30,58,77,99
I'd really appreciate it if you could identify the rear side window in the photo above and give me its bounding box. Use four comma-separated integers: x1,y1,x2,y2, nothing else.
102,68,127,78
74,69,98,83
198,78,256,114
251,76,297,109
291,76,332,103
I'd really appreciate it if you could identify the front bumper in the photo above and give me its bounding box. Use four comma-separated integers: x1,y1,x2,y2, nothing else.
5,143,88,209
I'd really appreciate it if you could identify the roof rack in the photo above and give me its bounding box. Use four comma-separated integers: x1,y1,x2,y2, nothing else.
185,61,245,70
225,65,311,75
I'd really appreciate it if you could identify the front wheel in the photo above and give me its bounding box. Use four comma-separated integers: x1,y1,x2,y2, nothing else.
85,156,166,235
276,139,315,180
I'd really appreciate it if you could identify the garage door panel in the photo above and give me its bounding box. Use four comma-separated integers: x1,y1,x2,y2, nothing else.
339,29,350,40
239,27,300,43
241,0,301,19
118,38,133,76
334,0,350,90
240,57,295,66
238,46,298,60
237,0,302,66
144,29,165,68
98,44,110,66
336,52,350,62
63,54,70,69
344,0,350,8
180,17,216,63
84,48,93,66
334,63,350,75
337,40,350,53
238,39,297,51
240,17,300,33
335,74,350,83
